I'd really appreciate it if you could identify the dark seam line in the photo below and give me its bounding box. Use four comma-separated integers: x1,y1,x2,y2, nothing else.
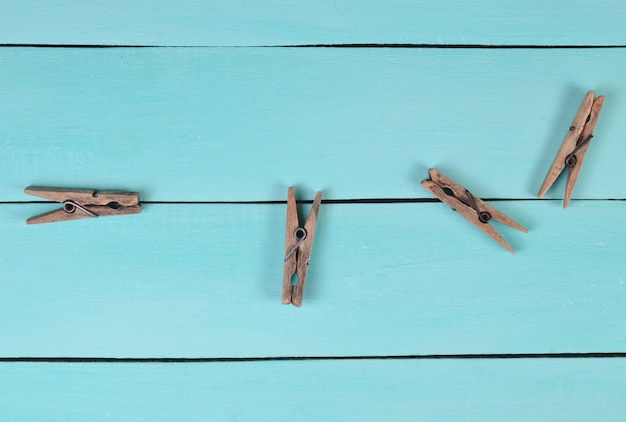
291,44,626,49
1,353,626,363
0,43,625,49
1,198,622,205
136,198,624,204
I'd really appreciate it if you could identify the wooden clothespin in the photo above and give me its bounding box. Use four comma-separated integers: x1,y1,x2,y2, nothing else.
24,186,142,224
538,90,605,208
283,187,322,307
421,168,528,254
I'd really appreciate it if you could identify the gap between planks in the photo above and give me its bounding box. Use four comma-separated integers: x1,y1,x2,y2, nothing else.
2,44,626,49
2,353,626,363
1,198,623,206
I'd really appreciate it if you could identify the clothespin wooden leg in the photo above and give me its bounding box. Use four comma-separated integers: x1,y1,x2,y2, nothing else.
290,191,322,307
563,96,605,208
282,187,299,305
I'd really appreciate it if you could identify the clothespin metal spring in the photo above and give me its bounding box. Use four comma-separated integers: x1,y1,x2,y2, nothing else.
463,189,492,224
565,135,592,168
284,227,307,262
443,186,492,224
62,200,99,218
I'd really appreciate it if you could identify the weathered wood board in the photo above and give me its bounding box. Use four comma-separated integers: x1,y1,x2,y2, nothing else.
2,1,626,419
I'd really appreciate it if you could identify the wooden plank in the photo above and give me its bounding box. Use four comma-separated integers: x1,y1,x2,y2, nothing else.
1,200,625,357
1,47,624,202
1,359,625,420
1,1,626,46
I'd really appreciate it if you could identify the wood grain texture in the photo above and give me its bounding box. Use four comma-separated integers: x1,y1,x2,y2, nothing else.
1,201,624,357
1,0,626,46
283,188,323,306
3,0,626,417
24,187,141,224
537,91,606,208
1,47,624,201
421,168,528,253
1,359,625,421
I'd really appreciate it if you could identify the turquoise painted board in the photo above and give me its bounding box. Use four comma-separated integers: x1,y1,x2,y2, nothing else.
1,201,624,357
1,1,626,46
1,359,625,421
1,47,624,201
3,0,626,417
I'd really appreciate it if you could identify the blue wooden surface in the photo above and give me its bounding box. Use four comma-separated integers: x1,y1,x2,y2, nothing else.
1,359,625,421
2,0,626,419
1,48,624,201
1,0,626,46
1,201,625,357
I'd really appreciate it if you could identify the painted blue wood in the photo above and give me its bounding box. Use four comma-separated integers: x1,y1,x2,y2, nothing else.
1,359,625,420
2,5,625,416
1,48,624,202
1,200,624,357
1,1,626,46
